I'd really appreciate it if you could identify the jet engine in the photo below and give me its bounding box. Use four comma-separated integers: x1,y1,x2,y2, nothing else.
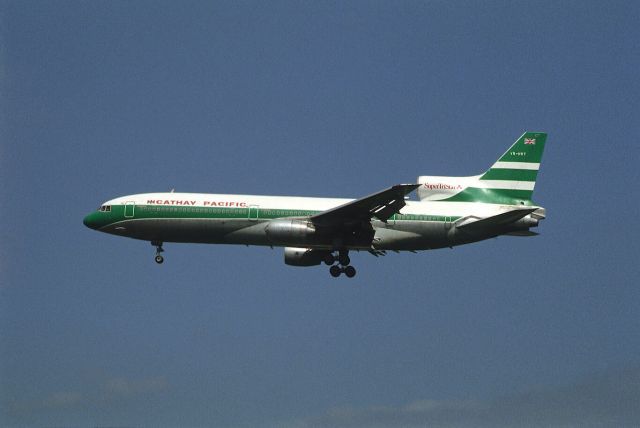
266,219,316,245
511,215,540,230
284,247,331,266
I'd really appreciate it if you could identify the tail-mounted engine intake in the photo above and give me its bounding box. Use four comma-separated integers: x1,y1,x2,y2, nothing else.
511,215,540,230
266,219,316,246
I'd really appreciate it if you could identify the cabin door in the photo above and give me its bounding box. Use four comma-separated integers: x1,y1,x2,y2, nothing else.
124,201,135,218
248,205,259,221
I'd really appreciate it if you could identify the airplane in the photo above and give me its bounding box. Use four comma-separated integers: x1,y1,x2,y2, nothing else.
83,132,547,278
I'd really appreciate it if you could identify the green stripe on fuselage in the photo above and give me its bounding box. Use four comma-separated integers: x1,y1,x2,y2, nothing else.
394,213,460,222
90,205,462,227
135,205,318,220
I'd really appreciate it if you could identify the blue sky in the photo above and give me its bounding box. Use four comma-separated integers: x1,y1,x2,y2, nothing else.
2,1,639,427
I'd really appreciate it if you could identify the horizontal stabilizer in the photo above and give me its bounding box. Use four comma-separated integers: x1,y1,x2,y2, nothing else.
456,208,538,232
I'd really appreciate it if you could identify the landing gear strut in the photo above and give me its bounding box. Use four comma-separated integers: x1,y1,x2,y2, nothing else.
327,250,356,278
152,241,164,264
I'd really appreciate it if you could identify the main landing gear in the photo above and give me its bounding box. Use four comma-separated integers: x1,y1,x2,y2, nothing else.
152,241,164,264
324,250,356,278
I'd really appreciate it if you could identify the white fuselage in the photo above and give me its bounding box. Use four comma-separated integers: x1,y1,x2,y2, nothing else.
90,192,535,251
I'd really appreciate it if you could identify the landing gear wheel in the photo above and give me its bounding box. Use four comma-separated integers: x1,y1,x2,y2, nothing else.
338,253,350,266
324,253,336,266
152,241,164,264
329,265,341,277
344,265,356,278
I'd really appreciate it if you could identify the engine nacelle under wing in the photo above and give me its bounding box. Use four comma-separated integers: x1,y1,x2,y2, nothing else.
266,219,316,245
284,247,330,267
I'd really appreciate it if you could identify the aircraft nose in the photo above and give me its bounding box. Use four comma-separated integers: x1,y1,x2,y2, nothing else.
83,212,99,230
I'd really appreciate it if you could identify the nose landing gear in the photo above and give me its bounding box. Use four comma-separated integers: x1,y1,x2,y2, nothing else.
152,241,164,264
327,250,356,278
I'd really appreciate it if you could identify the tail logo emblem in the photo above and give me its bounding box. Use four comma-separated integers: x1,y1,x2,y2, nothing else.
524,138,536,145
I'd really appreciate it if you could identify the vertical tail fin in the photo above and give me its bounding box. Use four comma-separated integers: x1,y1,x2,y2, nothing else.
477,131,547,203
417,132,547,205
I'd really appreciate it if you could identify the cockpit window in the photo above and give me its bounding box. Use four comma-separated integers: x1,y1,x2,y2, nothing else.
98,205,112,212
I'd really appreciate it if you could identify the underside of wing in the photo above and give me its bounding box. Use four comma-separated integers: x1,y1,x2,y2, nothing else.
311,184,420,226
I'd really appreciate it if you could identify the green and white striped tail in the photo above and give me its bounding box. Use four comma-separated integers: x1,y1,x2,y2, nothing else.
417,132,547,205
